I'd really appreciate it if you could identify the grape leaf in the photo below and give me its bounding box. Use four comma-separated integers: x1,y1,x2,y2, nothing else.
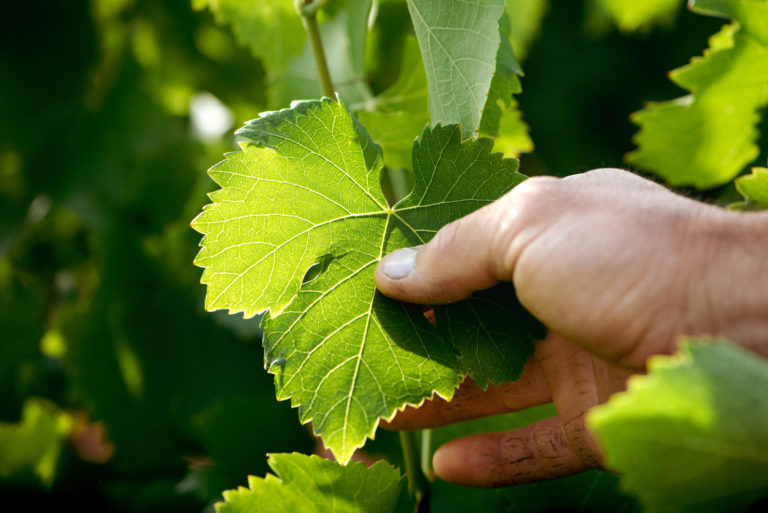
216,453,403,513
591,0,681,32
478,11,533,157
356,37,430,170
191,98,540,463
0,398,70,486
195,1,373,109
734,165,768,208
588,338,768,512
192,0,304,80
505,0,548,61
406,0,506,140
626,0,768,188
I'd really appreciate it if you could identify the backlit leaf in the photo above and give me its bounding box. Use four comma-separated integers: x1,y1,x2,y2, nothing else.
0,398,70,487
193,0,304,80
216,453,403,513
191,98,540,462
731,163,768,210
591,0,682,32
588,338,768,512
627,0,768,188
406,0,506,139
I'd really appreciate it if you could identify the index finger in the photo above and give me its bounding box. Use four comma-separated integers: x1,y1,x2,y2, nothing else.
383,356,551,430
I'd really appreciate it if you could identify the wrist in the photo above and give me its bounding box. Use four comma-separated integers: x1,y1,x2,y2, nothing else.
692,208,768,358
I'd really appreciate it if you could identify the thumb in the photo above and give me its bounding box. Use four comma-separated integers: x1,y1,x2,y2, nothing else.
374,199,516,304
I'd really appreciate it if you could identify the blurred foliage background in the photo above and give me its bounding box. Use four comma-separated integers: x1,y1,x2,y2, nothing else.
0,0,764,511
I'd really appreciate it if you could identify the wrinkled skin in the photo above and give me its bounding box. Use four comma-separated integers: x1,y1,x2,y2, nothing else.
374,168,768,488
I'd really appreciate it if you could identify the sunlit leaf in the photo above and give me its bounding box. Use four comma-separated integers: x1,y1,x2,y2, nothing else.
732,164,768,209
627,1,768,188
591,0,682,32
192,98,541,462
588,338,768,511
216,453,403,513
406,0,506,139
0,398,70,487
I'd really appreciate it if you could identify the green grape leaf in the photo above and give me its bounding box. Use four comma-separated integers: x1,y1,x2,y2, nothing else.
505,0,548,61
0,398,70,486
192,0,304,80
191,98,540,463
406,0,506,140
693,0,768,43
591,0,681,32
357,37,430,170
216,453,404,513
734,165,768,209
588,338,768,512
354,110,427,170
434,284,537,386
627,1,768,188
478,12,533,157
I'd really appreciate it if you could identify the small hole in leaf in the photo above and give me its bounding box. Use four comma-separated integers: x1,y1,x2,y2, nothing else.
423,306,436,327
302,255,333,284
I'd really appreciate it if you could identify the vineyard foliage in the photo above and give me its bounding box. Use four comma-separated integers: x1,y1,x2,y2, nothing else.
1,0,768,512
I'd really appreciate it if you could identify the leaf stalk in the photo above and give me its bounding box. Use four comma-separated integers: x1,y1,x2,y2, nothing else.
399,430,430,512
297,1,335,99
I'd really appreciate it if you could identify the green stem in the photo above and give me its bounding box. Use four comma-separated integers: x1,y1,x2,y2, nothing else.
300,8,335,98
400,430,430,512
421,429,434,481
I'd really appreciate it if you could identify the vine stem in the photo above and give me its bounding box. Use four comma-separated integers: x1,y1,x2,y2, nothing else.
298,1,335,99
421,428,434,481
400,430,430,512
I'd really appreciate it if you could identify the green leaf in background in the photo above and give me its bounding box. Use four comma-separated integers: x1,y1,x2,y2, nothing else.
195,0,373,109
627,0,768,188
215,453,403,513
478,12,533,157
588,338,768,512
192,98,539,462
406,0,506,140
733,164,768,209
504,0,549,60
272,0,374,109
0,398,70,487
192,0,304,81
356,36,430,171
591,0,682,32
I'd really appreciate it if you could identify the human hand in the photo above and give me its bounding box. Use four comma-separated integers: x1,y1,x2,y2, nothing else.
383,332,630,487
374,168,768,486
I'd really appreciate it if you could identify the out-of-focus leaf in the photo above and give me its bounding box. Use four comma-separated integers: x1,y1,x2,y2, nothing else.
627,1,768,188
364,37,428,116
588,338,768,512
504,0,548,60
731,164,768,209
269,0,374,108
192,98,539,462
591,0,682,32
478,13,533,157
356,37,429,170
215,453,403,513
192,0,304,80
0,398,71,486
406,0,506,139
